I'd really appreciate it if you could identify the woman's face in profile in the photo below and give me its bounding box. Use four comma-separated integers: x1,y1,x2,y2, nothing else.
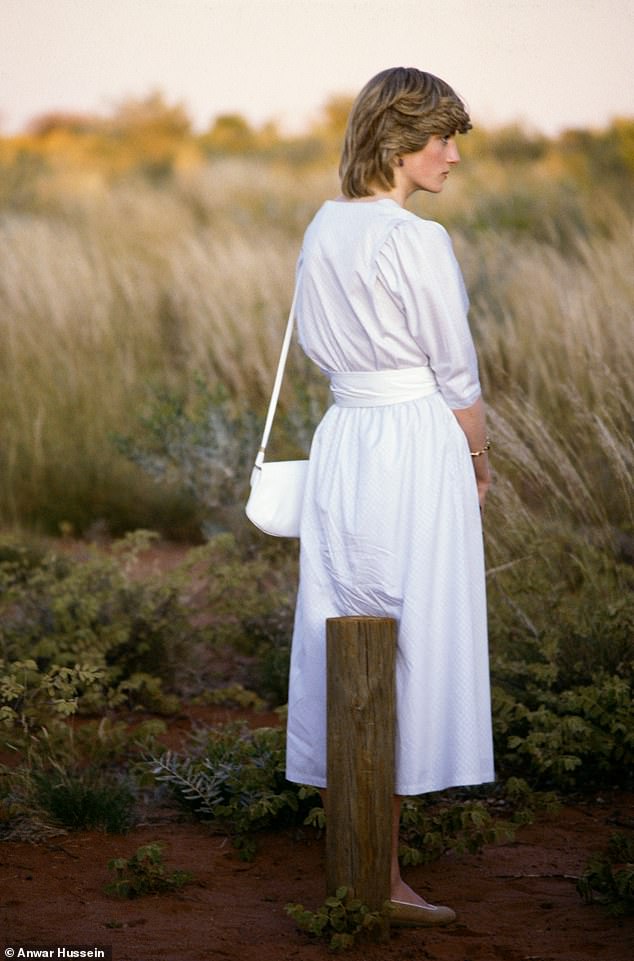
400,134,461,194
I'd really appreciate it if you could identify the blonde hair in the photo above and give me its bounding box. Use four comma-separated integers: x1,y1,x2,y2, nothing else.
339,67,471,198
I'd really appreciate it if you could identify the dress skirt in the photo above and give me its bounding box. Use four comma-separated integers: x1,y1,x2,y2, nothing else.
285,390,495,796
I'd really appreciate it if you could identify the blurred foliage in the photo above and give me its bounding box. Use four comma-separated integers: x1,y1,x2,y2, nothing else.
577,832,634,917
1,90,632,206
114,381,262,538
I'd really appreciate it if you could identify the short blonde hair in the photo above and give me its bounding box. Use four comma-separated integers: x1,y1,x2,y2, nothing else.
339,67,471,198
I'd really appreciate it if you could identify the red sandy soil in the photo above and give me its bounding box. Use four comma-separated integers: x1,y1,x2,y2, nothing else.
1,706,632,961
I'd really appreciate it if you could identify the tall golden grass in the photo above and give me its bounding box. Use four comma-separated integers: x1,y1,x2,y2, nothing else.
461,214,634,560
0,149,631,558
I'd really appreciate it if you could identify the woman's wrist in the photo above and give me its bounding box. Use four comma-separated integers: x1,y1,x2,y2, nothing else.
469,437,491,457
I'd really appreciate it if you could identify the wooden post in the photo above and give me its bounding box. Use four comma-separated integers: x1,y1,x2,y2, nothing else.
326,615,396,939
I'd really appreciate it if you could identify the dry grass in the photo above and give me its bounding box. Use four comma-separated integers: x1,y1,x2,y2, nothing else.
455,216,634,558
0,158,631,552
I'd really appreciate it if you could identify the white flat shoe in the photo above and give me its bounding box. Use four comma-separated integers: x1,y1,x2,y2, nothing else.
389,898,457,926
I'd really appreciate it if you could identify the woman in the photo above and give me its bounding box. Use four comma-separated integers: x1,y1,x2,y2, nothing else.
285,67,495,926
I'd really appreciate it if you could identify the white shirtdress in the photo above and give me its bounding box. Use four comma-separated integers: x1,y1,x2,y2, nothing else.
285,198,495,796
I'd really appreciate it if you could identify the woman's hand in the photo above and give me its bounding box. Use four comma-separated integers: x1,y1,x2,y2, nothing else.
474,460,491,512
451,396,491,513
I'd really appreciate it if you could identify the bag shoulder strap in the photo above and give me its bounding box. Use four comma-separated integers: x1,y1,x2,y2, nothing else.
253,281,300,471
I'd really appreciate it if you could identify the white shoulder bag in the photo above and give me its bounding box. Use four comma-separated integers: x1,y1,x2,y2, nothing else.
245,284,309,537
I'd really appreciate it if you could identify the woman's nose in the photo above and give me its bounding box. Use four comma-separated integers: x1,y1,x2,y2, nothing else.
448,142,461,164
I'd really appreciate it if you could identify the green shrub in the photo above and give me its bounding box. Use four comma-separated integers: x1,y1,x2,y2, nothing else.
171,533,297,703
0,658,106,754
114,380,261,538
492,674,633,791
398,795,515,866
0,532,199,716
487,535,634,791
148,722,315,859
0,536,49,578
240,608,293,705
577,833,634,916
173,533,296,651
0,531,296,730
192,683,267,712
106,842,193,898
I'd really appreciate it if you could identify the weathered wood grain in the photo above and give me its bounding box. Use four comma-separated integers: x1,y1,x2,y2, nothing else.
326,616,396,939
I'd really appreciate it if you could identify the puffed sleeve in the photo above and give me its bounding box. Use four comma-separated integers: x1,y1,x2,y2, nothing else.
377,218,481,409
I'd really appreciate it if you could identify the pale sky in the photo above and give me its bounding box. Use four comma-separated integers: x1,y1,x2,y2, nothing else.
2,0,633,135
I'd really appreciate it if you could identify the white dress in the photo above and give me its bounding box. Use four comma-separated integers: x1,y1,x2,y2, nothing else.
285,198,495,796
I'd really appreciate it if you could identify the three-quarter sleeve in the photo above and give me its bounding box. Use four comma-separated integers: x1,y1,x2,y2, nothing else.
376,218,481,408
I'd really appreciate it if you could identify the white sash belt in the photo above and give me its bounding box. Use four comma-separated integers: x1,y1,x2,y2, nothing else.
329,365,438,407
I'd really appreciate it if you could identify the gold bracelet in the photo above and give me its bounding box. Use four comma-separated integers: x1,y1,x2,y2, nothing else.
470,438,491,458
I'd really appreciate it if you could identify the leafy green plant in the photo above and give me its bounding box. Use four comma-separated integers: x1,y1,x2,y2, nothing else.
285,886,387,952
169,533,297,704
0,530,298,766
398,795,515,866
577,833,634,916
106,842,193,898
498,776,559,825
0,532,202,717
492,670,633,791
0,536,49,579
486,536,634,791
174,533,297,652
147,718,526,868
0,658,106,760
147,722,315,859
